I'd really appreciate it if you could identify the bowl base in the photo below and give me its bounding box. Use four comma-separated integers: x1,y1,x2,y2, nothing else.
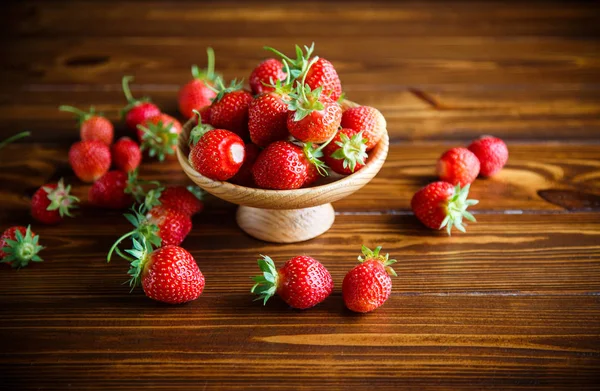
236,204,335,243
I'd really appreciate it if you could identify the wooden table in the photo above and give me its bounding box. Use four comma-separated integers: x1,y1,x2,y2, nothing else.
2,1,600,389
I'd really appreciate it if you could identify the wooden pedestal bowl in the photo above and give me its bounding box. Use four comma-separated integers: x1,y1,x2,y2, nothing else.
177,101,389,243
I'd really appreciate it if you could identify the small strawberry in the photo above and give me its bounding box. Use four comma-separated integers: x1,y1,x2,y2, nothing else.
0,226,44,269
88,170,145,209
248,89,290,147
436,147,480,186
59,105,114,145
68,140,111,183
178,47,219,119
249,58,286,95
31,178,79,224
342,245,397,313
468,136,508,177
229,143,261,187
411,182,478,235
144,185,204,216
120,76,162,132
323,128,368,175
112,137,142,173
109,237,204,305
137,114,183,161
340,106,386,151
251,255,333,309
209,79,253,138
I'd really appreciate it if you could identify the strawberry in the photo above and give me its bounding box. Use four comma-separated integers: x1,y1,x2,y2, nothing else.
323,128,368,175
88,170,143,209
120,76,162,132
0,226,44,269
340,106,386,151
59,105,114,145
468,136,508,177
249,58,286,95
251,255,333,309
411,182,478,235
436,147,480,186
144,185,204,216
31,178,79,224
248,90,290,147
302,163,320,187
112,137,142,173
209,79,253,138
109,237,204,305
229,143,261,187
178,47,219,119
188,122,245,181
68,140,111,183
137,114,183,161
342,245,397,313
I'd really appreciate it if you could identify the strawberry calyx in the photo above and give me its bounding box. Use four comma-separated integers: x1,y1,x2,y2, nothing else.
261,59,294,96
330,131,368,173
59,105,101,126
123,169,161,204
264,42,315,80
441,184,478,235
250,255,279,305
120,76,153,118
123,237,153,289
0,131,30,151
137,120,179,161
287,55,324,122
189,110,215,146
190,47,220,84
0,225,44,269
43,178,80,218
358,245,397,277
209,78,244,104
303,142,329,177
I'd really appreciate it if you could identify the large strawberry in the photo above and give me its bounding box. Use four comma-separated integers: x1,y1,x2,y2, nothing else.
342,245,397,313
340,106,386,151
249,58,286,95
144,185,204,216
68,140,111,183
0,226,44,269
112,137,142,173
31,178,79,224
59,105,114,145
248,88,290,147
436,147,480,186
411,182,478,235
209,79,253,138
120,76,162,132
468,136,508,177
323,128,368,175
137,113,183,161
229,143,260,187
251,255,333,309
178,47,219,119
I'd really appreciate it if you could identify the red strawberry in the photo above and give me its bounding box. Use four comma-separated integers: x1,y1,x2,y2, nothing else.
230,143,261,187
468,136,508,177
209,79,253,138
341,106,386,151
342,245,397,313
112,137,142,172
31,178,79,224
120,76,162,132
251,255,333,309
146,206,192,246
144,185,204,216
411,182,478,235
68,140,111,183
178,47,219,119
249,58,286,95
436,147,480,186
109,237,204,305
88,170,140,209
0,226,44,269
137,114,183,161
59,105,114,145
188,125,245,181
248,91,290,147
323,128,368,175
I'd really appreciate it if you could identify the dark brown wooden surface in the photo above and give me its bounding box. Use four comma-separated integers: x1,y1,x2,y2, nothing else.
1,1,600,390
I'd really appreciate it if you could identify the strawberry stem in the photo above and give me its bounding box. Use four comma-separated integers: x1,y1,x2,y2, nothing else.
121,76,136,104
0,131,31,151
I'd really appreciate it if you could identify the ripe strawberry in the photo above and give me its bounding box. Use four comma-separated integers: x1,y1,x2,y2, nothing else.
323,128,368,175
144,185,204,216
341,106,386,151
59,105,114,145
229,143,261,187
251,255,333,309
411,182,478,235
146,206,192,246
436,147,480,186
137,114,183,161
110,237,204,304
31,178,79,224
342,245,397,313
178,47,219,119
88,170,140,209
120,76,162,132
209,79,253,138
112,137,142,172
249,58,286,95
248,90,290,147
468,136,508,177
188,125,245,181
0,226,44,269
68,140,111,183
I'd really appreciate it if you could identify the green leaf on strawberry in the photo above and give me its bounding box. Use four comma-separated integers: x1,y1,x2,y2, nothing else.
43,178,80,218
358,245,397,277
189,110,215,147
0,225,44,269
441,184,479,235
137,120,179,162
250,255,279,305
330,131,368,173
